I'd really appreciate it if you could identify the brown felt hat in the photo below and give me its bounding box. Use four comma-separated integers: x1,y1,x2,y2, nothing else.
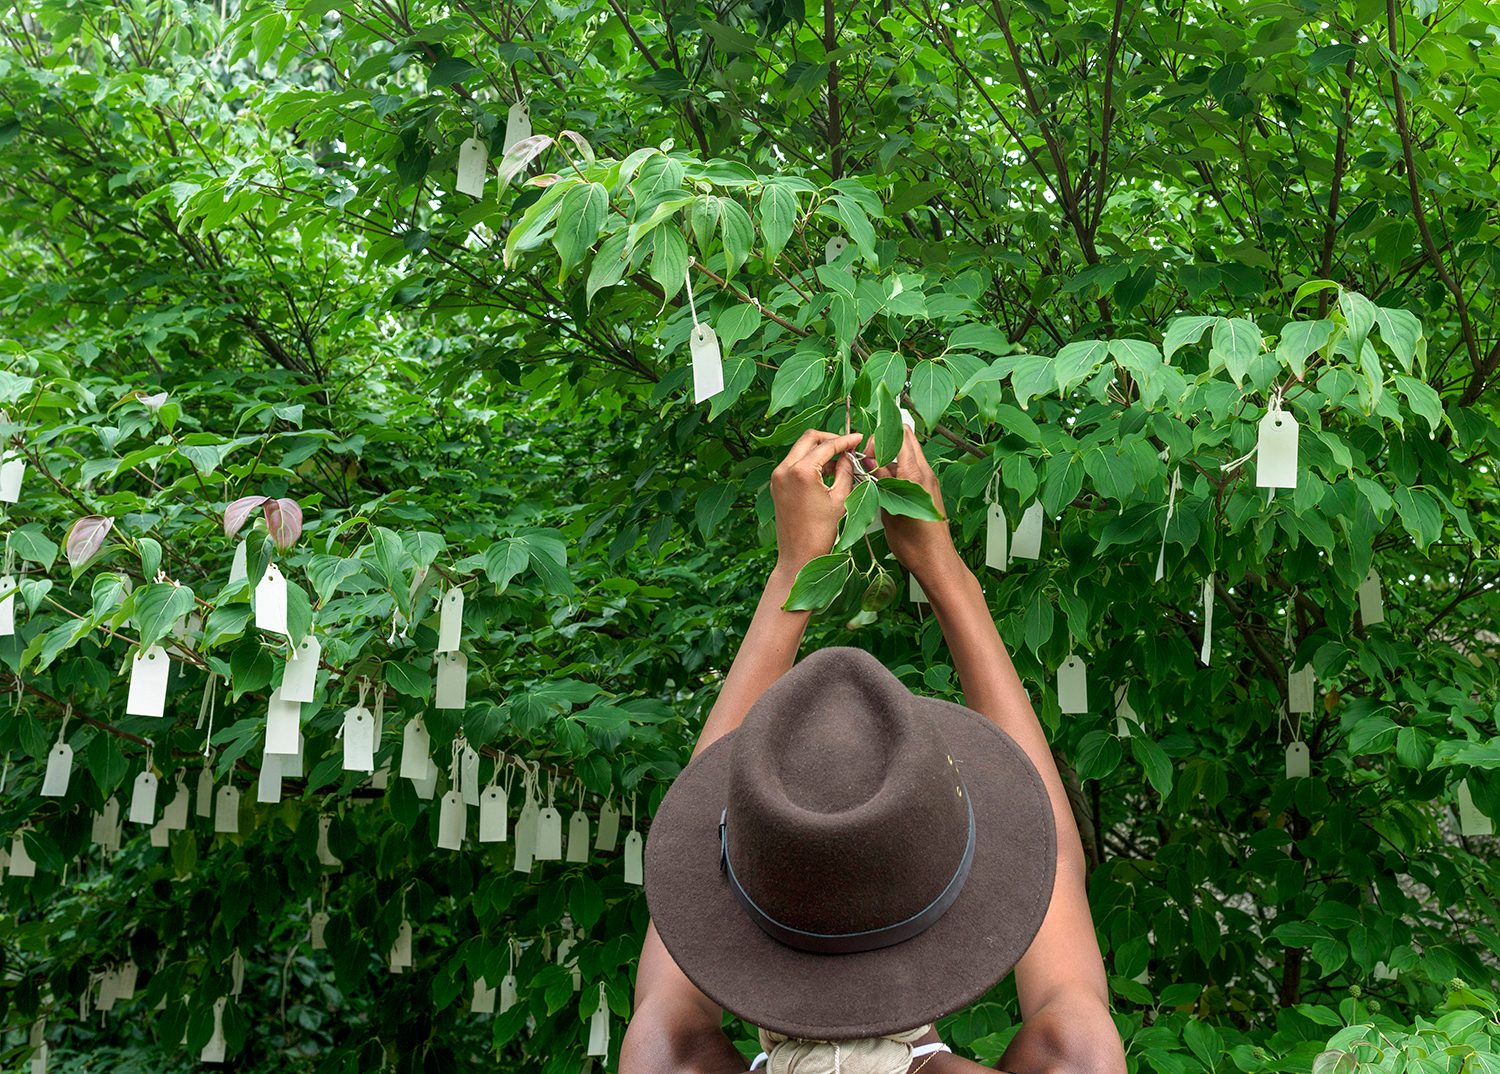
645,647,1057,1040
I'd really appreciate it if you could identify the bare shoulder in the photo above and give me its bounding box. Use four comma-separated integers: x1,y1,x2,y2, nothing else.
992,990,1127,1074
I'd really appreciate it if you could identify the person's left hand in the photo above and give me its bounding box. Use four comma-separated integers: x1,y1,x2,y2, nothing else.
769,429,865,572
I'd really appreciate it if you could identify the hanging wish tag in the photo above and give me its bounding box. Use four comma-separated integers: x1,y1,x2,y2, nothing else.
513,797,538,873
1200,574,1215,666
412,765,439,800
40,744,73,798
10,833,35,877
117,960,137,999
1256,407,1300,489
310,911,329,950
1457,779,1494,837
125,646,171,718
1288,664,1316,714
690,324,724,403
228,541,248,589
472,976,496,1014
985,503,1008,571
164,774,190,829
623,830,644,885
499,973,518,1013
196,765,214,818
437,790,466,851
595,801,620,852
0,455,25,503
566,810,590,863
479,784,509,842
455,137,488,198
214,785,241,834
1115,683,1137,737
343,707,375,772
92,797,120,845
824,235,848,264
254,564,289,635
392,920,413,969
129,770,159,825
317,815,342,867
1285,740,1310,779
1010,502,1044,560
0,575,16,636
265,686,302,755
435,651,469,711
438,588,464,653
257,751,282,804
400,718,434,781
460,746,480,806
1358,568,1384,625
282,635,321,703
535,805,563,860
503,100,531,152
909,574,926,606
1056,655,1088,714
276,731,305,779
150,819,170,847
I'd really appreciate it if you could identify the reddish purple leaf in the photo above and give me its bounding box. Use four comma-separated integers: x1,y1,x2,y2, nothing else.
224,496,267,541
66,516,115,569
264,498,303,552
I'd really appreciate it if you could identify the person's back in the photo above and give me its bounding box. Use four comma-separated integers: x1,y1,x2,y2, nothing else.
621,428,1127,1074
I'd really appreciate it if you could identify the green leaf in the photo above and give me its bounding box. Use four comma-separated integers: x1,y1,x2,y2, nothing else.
758,183,798,263
648,224,689,300
1277,320,1334,379
1339,289,1377,356
835,481,879,552
782,554,853,611
1161,315,1216,364
875,478,943,520
1373,306,1422,373
1022,597,1053,653
586,230,630,306
695,483,736,539
948,324,1011,355
1393,487,1442,552
1054,340,1109,395
484,539,531,594
769,347,827,414
1288,278,1341,312
552,182,610,282
134,582,197,650
306,555,366,605
1393,375,1443,433
7,524,57,568
429,57,483,85
1132,736,1173,799
874,382,903,466
385,660,432,701
908,361,955,429
1211,318,1262,387
1075,729,1122,782
718,198,754,281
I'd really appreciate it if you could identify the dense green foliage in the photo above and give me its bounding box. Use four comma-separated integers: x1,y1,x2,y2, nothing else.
1,0,1499,1069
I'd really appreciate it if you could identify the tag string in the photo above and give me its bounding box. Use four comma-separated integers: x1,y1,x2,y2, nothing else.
684,259,700,326
56,703,71,745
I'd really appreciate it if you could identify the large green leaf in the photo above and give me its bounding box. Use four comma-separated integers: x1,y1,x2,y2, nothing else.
552,182,611,282
783,554,853,611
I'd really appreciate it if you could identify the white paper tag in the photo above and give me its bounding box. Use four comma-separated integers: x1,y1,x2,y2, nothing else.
438,588,464,652
535,807,563,860
499,973,518,1012
310,911,329,950
566,810,591,863
437,790,465,851
690,324,724,403
503,101,532,152
29,1043,46,1074
909,574,925,605
317,814,341,866
10,833,35,876
1115,683,1137,737
150,818,170,847
824,235,848,263
1154,468,1182,583
40,744,73,798
92,797,120,845
275,731,304,779
343,707,375,772
257,751,282,804
412,765,438,800
460,746,480,806
471,976,496,1013
265,686,302,755
1199,574,1215,666
228,542,248,588
400,718,434,781
1373,961,1397,981
126,645,171,718
0,575,15,636
129,771,159,825
455,138,488,198
164,774,190,829
1011,502,1044,560
899,406,916,431
1285,740,1310,778
1256,408,1299,489
434,651,469,711
98,968,119,1010
196,766,214,818
586,987,611,1057
0,456,25,502
985,503,1008,571
229,950,244,996
623,830,644,885
214,785,241,833
283,635,321,703
392,920,413,968
1056,655,1087,714
200,997,227,1063
1288,664,1316,714
254,564,288,635
513,798,538,872
479,785,509,842
594,802,620,852
117,960,137,999
1358,569,1384,625
1457,779,1493,836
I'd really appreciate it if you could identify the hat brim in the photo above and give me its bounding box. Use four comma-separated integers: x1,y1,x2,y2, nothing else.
644,697,1057,1040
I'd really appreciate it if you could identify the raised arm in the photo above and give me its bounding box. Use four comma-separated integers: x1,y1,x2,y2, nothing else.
623,429,865,1074
871,428,1126,1074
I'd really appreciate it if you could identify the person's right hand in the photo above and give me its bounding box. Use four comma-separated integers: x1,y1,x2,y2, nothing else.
865,426,958,578
769,429,866,573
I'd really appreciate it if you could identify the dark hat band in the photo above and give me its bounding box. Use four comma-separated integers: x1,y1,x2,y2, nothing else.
718,790,976,955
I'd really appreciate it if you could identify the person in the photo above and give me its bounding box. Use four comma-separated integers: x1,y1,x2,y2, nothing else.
620,427,1127,1074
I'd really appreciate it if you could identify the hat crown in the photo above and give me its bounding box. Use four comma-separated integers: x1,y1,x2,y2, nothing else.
725,648,971,939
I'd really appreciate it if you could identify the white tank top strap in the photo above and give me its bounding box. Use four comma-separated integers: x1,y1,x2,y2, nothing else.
750,1052,769,1070
749,1042,950,1069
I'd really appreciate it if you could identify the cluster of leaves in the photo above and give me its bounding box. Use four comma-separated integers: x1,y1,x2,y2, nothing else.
1,0,1499,1069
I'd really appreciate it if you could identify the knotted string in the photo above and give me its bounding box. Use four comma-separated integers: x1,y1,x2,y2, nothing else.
756,1024,932,1074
